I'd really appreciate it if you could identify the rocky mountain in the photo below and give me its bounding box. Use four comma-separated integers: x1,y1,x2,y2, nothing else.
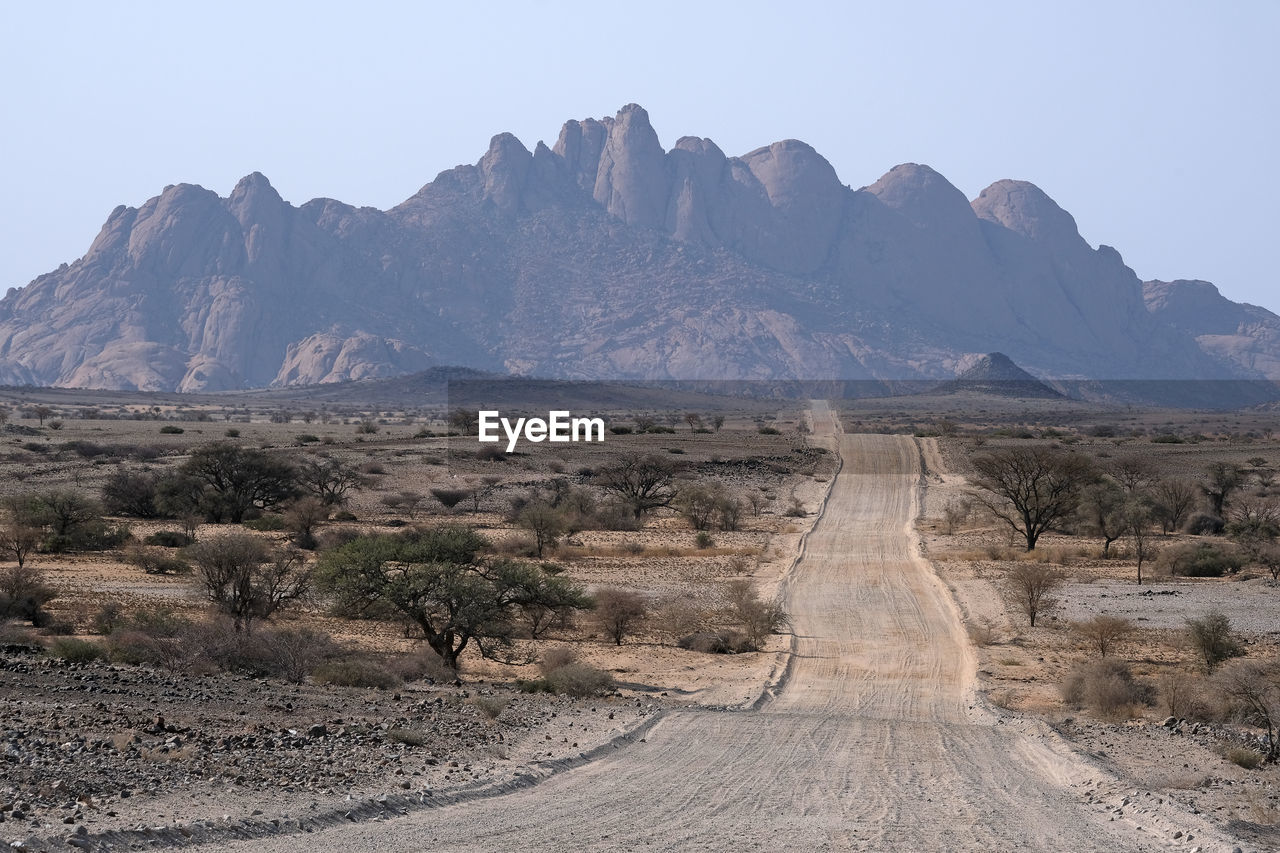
1142,280,1280,380
0,104,1274,394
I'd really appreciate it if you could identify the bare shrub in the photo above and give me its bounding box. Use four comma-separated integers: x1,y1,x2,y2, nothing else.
312,659,402,689
678,630,753,654
1202,462,1245,518
187,621,340,682
1151,478,1198,533
124,545,189,575
538,645,579,676
942,499,971,535
516,501,566,558
1158,670,1214,721
0,564,56,626
724,579,790,649
1005,563,1064,627
654,596,707,641
388,647,456,684
0,518,40,569
1215,660,1280,761
381,490,426,519
49,636,103,663
1061,659,1152,717
1183,512,1225,536
1072,615,1135,658
1186,610,1243,672
285,497,328,549
593,587,647,645
1226,747,1263,769
88,603,124,636
470,696,508,719
296,456,366,506
966,618,998,646
101,470,160,518
188,534,311,631
594,454,679,516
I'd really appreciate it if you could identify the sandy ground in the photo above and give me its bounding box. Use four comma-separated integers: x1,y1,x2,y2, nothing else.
186,408,1248,852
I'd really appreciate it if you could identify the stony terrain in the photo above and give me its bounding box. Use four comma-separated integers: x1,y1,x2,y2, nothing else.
0,645,656,843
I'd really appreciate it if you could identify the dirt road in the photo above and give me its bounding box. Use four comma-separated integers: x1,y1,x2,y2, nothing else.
204,405,1225,851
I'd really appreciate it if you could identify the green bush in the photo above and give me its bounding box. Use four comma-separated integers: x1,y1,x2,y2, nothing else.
41,521,132,553
243,513,287,531
544,662,614,697
49,637,102,663
144,530,192,548
159,425,184,435
1187,610,1243,671
105,630,179,666
758,426,781,435
1159,542,1241,577
312,659,402,690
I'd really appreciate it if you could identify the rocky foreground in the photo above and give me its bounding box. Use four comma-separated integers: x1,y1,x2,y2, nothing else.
0,644,659,851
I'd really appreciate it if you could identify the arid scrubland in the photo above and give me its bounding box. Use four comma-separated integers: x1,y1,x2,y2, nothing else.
863,393,1280,842
0,389,833,842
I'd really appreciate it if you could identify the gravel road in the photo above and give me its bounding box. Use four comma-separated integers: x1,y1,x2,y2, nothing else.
199,405,1239,852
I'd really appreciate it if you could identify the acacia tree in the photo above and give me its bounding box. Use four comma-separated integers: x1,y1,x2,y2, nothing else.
0,518,41,568
296,456,366,506
1109,455,1158,494
318,526,589,669
181,443,298,523
1202,462,1245,518
1126,500,1156,584
516,501,567,558
594,454,680,516
970,447,1096,551
1079,480,1128,556
1151,478,1197,533
32,490,101,537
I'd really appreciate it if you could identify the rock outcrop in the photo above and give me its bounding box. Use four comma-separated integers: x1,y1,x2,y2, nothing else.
0,105,1272,393
1143,279,1280,379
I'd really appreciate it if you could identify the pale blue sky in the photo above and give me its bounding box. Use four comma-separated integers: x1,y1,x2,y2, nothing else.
2,1,1276,311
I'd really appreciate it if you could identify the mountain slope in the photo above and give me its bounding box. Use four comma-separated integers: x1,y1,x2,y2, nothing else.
0,105,1269,392
1143,279,1280,379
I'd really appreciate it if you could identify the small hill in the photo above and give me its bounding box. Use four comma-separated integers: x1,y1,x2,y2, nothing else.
935,353,1064,398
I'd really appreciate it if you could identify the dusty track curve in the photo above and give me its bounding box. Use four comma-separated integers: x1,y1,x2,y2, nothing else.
204,405,1188,852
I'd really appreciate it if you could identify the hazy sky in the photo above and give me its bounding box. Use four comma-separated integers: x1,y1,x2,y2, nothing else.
2,1,1276,311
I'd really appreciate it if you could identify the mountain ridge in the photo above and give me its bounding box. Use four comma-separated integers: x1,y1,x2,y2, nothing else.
1,104,1275,397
